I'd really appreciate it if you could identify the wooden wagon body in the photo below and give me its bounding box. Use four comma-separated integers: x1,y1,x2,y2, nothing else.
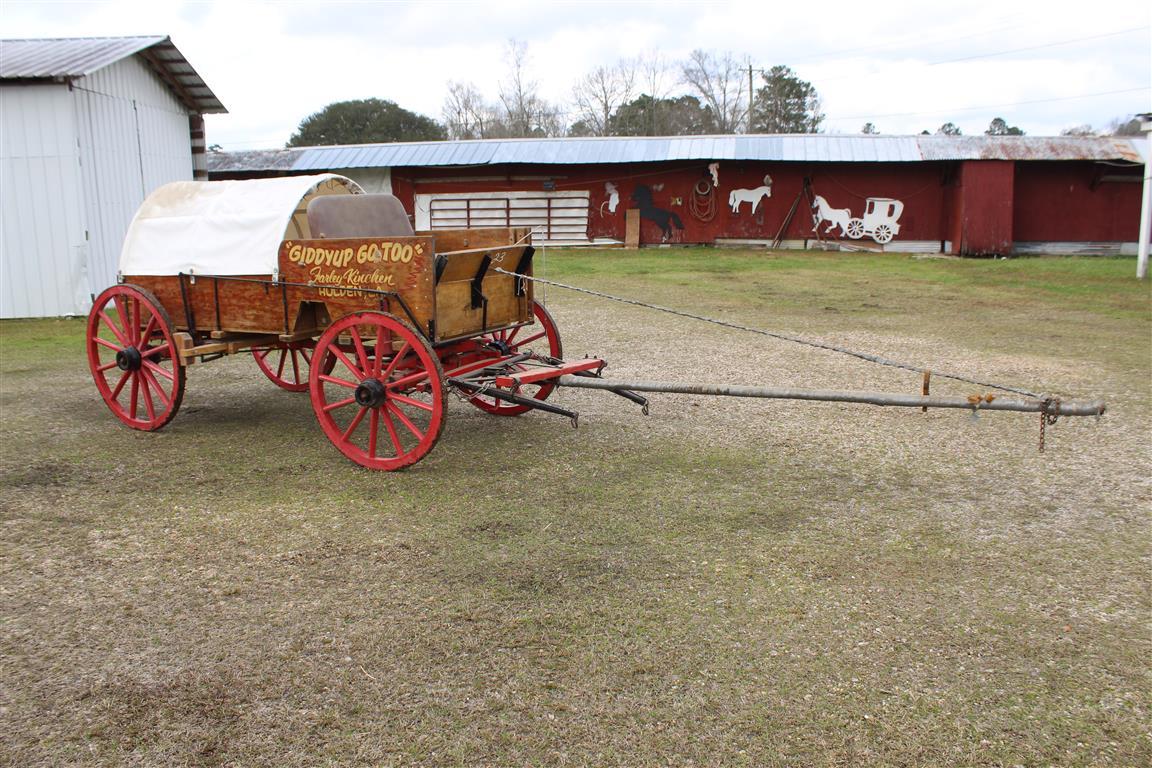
87,174,616,469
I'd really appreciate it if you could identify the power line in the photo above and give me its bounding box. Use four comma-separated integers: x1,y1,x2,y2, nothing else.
826,86,1150,122
927,26,1149,66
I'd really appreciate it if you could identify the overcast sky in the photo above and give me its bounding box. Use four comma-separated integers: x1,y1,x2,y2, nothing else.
4,0,1150,149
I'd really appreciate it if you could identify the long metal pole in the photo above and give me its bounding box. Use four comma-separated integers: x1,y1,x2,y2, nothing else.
557,376,1105,417
1137,115,1151,279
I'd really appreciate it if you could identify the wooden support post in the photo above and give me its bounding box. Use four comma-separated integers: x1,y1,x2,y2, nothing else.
625,209,641,249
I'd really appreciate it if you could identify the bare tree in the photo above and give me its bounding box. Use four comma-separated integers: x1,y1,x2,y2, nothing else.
442,81,506,140
498,39,563,137
680,49,746,134
571,62,636,136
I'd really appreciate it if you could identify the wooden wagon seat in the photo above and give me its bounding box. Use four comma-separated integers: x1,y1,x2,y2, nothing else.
306,193,415,238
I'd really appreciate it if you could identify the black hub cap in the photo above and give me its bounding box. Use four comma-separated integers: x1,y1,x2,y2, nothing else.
355,378,387,408
116,346,143,371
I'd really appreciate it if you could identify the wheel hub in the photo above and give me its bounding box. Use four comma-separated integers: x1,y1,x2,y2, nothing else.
116,346,143,371
354,377,387,408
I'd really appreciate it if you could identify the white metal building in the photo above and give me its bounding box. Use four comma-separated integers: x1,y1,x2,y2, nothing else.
0,36,225,318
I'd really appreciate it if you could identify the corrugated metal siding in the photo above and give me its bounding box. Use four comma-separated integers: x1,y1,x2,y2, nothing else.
75,56,193,298
0,84,87,318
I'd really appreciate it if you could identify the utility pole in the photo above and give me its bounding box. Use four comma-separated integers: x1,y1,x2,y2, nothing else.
1137,112,1151,279
748,64,755,133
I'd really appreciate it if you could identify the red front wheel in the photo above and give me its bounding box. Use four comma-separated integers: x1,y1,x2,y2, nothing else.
309,312,446,470
86,284,185,431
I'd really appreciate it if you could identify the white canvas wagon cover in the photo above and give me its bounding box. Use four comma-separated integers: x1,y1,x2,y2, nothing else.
119,174,363,276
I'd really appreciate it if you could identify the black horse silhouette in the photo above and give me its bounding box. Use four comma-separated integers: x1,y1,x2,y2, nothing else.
631,185,683,241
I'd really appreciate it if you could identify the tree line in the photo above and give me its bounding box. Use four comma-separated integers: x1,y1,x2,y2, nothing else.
285,41,1143,147
287,43,822,146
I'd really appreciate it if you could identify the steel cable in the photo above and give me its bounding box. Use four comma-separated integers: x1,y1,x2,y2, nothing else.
495,268,1047,399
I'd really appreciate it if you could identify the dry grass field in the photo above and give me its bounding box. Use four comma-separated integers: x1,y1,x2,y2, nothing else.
1,249,1149,767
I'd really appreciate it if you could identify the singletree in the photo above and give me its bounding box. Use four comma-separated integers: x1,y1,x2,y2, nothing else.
985,117,1024,136
750,65,824,133
287,99,444,146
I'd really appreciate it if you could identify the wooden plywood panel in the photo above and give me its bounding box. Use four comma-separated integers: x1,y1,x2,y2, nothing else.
625,209,640,249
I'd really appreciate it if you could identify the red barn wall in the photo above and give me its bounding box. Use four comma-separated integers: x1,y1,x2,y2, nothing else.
1013,161,1143,242
394,161,955,246
951,161,1015,256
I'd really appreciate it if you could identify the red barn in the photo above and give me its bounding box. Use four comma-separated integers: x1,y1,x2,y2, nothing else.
209,135,1147,257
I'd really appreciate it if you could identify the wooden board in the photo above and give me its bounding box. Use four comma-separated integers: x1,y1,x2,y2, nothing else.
625,209,640,249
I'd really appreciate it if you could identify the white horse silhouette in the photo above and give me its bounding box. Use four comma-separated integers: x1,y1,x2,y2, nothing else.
812,195,853,236
728,176,773,214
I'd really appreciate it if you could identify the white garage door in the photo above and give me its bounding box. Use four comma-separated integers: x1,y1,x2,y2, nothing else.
414,190,590,244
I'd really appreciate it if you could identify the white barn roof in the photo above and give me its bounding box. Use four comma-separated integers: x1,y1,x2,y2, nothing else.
0,35,226,114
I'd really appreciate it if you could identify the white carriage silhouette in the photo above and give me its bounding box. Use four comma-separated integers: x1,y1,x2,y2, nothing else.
813,195,904,244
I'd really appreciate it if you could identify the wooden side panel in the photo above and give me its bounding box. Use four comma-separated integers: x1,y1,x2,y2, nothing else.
279,236,436,334
126,274,286,334
430,227,534,341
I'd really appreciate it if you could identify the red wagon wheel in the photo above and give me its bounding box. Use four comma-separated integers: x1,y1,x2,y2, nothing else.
86,284,185,431
309,311,446,470
252,341,331,392
468,300,563,416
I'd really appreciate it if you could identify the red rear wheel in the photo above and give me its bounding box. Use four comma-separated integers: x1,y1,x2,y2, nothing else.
86,284,185,431
468,300,563,416
252,341,330,392
309,312,445,470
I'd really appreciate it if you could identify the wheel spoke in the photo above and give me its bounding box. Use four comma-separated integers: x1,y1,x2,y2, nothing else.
98,310,129,347
275,348,287,380
97,360,120,373
110,369,131,400
382,341,410,380
387,401,425,441
142,359,175,382
503,327,520,344
129,373,140,419
388,368,430,391
130,299,142,345
138,314,157,345
516,330,547,347
350,326,370,374
318,373,358,389
368,408,380,458
381,407,403,456
138,371,157,421
389,392,434,412
322,395,356,413
330,345,363,379
289,350,301,385
341,406,368,441
140,365,171,408
141,342,170,360
254,347,272,361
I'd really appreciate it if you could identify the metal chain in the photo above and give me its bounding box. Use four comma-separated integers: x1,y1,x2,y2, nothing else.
1039,397,1060,452
495,268,1047,400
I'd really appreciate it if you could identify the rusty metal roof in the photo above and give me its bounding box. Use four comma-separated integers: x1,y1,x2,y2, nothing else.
208,134,1145,174
0,35,225,114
